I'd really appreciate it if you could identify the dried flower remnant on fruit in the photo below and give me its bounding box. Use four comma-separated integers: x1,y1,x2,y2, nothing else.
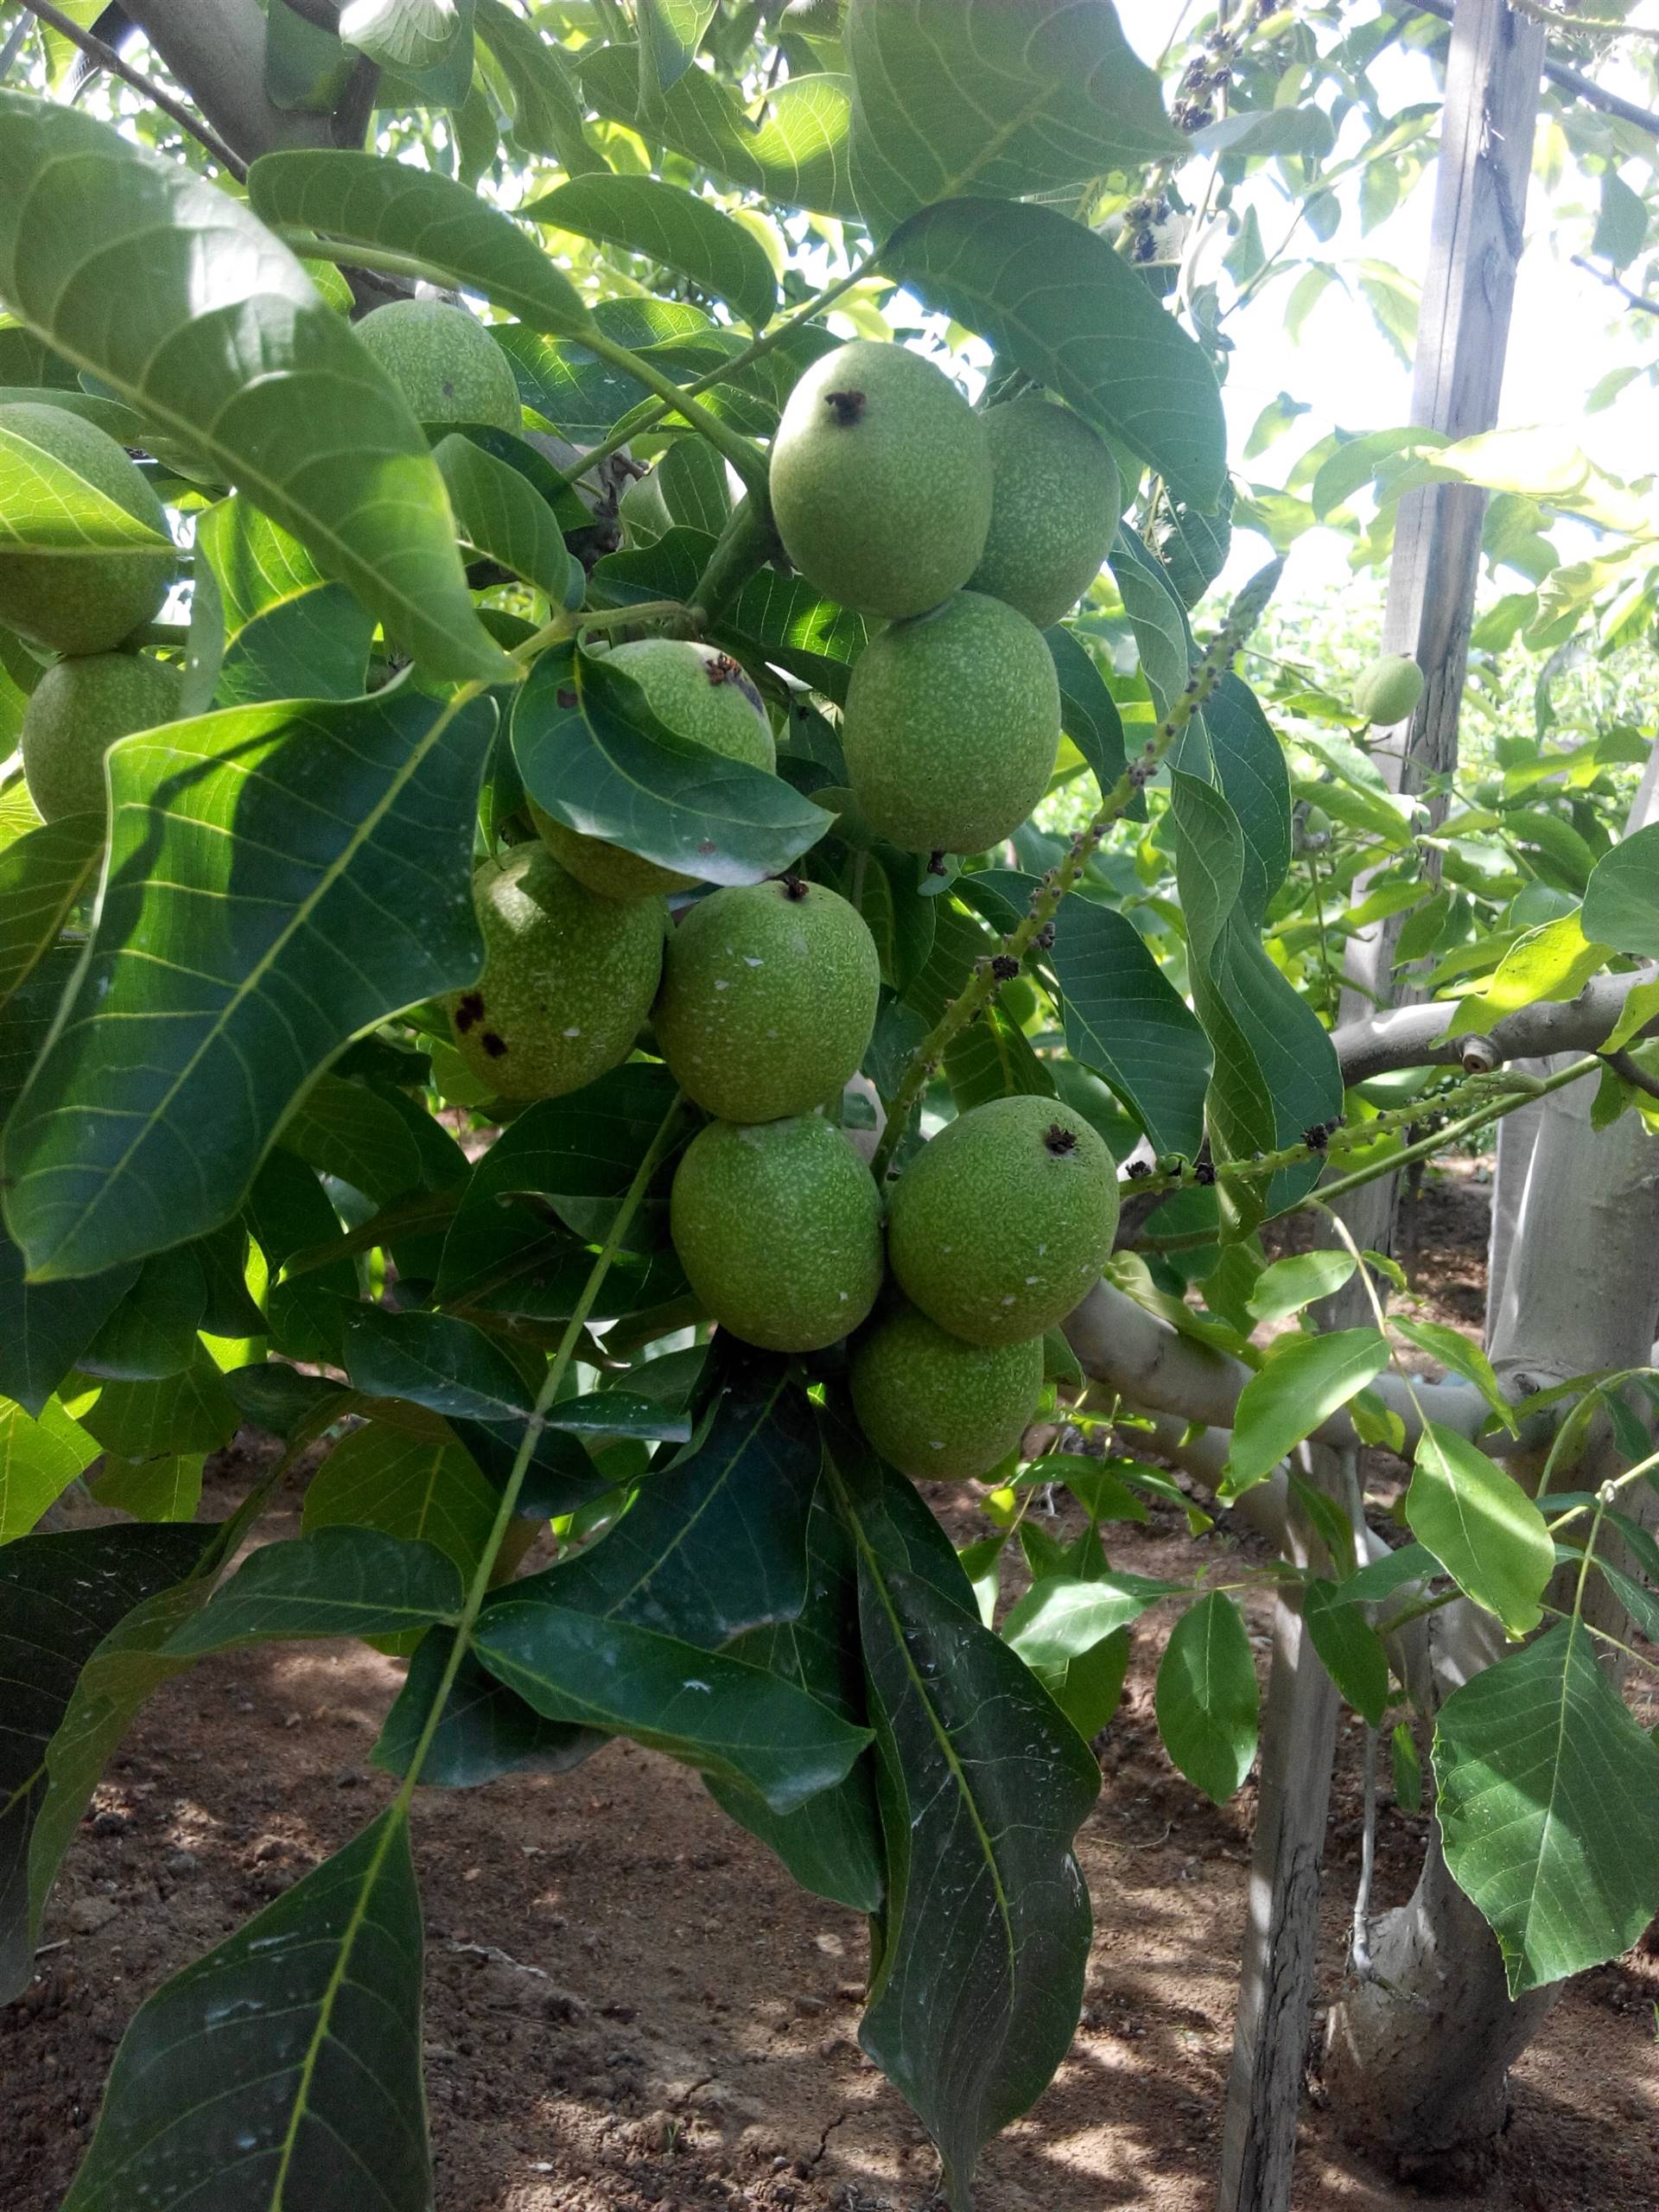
1126,1160,1153,1179
823,388,866,427
1044,1124,1078,1156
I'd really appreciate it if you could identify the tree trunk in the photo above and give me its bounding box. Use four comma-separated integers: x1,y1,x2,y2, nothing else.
1323,1057,1659,2172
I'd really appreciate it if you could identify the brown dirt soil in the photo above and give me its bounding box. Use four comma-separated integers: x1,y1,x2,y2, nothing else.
5,1161,1658,2212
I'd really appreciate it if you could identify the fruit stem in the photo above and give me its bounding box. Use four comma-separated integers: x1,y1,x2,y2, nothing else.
584,330,772,499
689,495,782,622
868,558,1286,1184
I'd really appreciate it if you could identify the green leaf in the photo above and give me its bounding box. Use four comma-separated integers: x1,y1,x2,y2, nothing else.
1434,1621,1659,1995
475,0,607,174
279,1072,431,1207
1223,1329,1389,1497
837,1442,1099,2207
0,408,175,560
1190,106,1334,159
1002,1571,1183,1662
162,1526,464,1655
1303,1578,1389,1726
434,430,577,602
1391,1719,1422,1811
1592,168,1649,269
0,1393,99,1541
497,1351,821,1641
1154,1589,1258,1803
61,1807,429,2211
1583,823,1659,958
1336,1540,1440,1605
374,1624,604,1786
527,174,778,331
0,94,510,684
881,197,1225,509
81,1356,240,1459
0,1522,214,2001
1046,626,1128,805
1391,1319,1516,1434
635,0,716,110
1245,1249,1356,1325
88,1451,205,1522
248,148,591,337
474,1599,870,1813
79,1244,208,1382
1405,1421,1554,1637
844,0,1179,235
707,1488,885,1913
0,1234,137,1416
0,809,101,1008
1050,894,1211,1159
340,1306,603,1515
304,1420,498,1574
580,43,857,217
340,0,461,71
191,496,375,712
2,686,497,1281
1033,1625,1132,1741
943,1004,1054,1113
512,638,829,887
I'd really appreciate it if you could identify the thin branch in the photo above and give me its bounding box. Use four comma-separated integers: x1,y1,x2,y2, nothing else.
1508,0,1659,45
1572,251,1659,317
17,0,247,177
1604,1046,1659,1101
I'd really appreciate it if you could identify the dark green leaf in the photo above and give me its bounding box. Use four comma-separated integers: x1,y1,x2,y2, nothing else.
223,1361,353,1440
1050,895,1211,1158
0,1233,137,1417
162,1526,464,1655
0,94,510,683
1434,1621,1659,1995
0,1522,216,2002
706,1491,883,1913
2,687,497,1281
474,1599,870,1812
373,1625,603,1786
79,1244,207,1381
246,1154,356,1364
191,497,375,713
1154,1590,1258,1802
527,174,777,330
836,1445,1099,2207
0,810,102,1011
943,1005,1054,1113
1391,1719,1422,1811
250,147,590,336
340,1306,603,1514
1002,1570,1182,1660
882,196,1225,508
1046,626,1128,804
636,0,715,109
1392,1318,1516,1433
303,1421,498,1575
1336,1541,1440,1605
512,638,829,886
844,0,1179,234
279,1073,431,1207
579,43,857,216
88,1451,204,1522
61,1808,429,2212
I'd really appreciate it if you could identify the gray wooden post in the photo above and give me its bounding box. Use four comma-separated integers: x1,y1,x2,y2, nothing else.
1214,6,1547,2207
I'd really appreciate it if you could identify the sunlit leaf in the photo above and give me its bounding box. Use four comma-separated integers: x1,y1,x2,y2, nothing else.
1223,1329,1390,1497
1406,1421,1554,1637
1154,1590,1257,1802
527,174,778,330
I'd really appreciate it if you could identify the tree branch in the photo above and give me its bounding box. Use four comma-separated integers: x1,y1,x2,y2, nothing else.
18,0,247,175
1604,1046,1659,1102
118,0,334,162
1332,963,1658,1082
1572,251,1659,317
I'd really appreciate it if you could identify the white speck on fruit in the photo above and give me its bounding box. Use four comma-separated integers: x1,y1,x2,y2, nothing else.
563,1026,581,1037
714,979,730,991
1001,1294,1015,1306
1025,1275,1039,1284
743,956,764,967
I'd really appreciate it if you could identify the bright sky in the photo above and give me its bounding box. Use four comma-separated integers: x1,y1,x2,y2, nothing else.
1116,3,1659,604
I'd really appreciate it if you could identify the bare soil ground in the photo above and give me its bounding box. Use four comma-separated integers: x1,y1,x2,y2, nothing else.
5,1162,1657,2212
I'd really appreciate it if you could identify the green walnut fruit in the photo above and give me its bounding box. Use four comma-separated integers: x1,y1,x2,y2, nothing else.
850,1301,1044,1481
654,875,879,1122
448,844,665,1100
768,340,992,619
842,590,1060,855
967,394,1122,629
888,1095,1118,1347
356,300,522,432
671,1113,884,1351
1351,653,1424,727
21,650,181,823
0,402,172,654
531,641,776,900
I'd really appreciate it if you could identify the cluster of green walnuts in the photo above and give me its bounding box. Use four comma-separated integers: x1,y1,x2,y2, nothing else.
450,336,1127,1484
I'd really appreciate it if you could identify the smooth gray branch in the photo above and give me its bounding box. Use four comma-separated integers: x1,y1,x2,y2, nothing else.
1332,963,1657,1083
